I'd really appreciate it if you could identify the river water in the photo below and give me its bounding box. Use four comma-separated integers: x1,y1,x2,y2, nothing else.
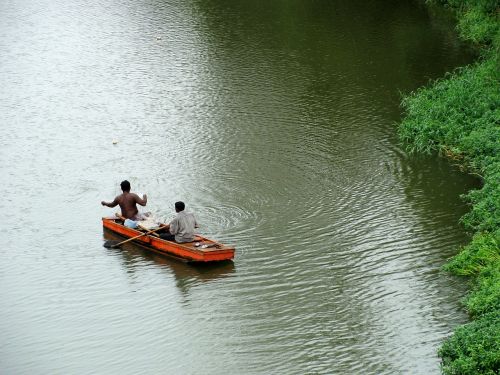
0,0,478,373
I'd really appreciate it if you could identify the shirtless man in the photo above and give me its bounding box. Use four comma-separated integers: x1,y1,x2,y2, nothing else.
101,180,147,220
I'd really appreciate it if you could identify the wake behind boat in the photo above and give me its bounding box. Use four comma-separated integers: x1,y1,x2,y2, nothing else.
102,216,235,262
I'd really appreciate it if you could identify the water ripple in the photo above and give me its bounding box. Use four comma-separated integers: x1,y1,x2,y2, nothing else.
0,0,477,374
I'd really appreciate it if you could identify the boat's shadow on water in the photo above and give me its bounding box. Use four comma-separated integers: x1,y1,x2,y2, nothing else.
102,230,235,293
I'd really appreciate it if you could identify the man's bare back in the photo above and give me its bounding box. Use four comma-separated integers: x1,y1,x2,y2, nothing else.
101,181,147,219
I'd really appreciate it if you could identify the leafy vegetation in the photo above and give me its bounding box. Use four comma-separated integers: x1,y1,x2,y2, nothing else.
399,0,499,373
438,311,500,375
435,0,500,45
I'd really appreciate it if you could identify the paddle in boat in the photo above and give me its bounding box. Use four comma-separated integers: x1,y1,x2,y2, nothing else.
102,216,235,262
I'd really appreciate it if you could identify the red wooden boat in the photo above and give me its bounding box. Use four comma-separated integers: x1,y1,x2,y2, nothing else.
102,217,235,262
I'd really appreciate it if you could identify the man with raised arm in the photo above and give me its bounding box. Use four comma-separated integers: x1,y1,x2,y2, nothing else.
101,180,147,220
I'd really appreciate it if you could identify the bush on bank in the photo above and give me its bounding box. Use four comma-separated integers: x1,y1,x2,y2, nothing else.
399,1,499,373
438,311,500,375
435,0,499,45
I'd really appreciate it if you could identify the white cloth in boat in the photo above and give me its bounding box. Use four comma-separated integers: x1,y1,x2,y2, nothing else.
130,211,148,221
136,217,160,230
124,219,138,228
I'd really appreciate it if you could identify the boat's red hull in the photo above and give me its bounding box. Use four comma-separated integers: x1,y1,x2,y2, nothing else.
102,218,235,262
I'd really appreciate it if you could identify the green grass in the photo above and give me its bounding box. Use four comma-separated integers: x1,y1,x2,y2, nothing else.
399,57,500,171
436,0,500,45
438,311,500,375
399,1,499,373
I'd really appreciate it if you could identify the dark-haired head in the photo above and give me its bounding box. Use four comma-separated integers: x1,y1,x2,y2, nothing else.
175,201,185,212
120,180,131,192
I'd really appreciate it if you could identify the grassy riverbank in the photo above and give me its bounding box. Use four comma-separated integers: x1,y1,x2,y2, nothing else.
399,1,499,373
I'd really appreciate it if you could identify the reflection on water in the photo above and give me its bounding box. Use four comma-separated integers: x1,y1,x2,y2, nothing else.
103,230,235,296
0,0,477,373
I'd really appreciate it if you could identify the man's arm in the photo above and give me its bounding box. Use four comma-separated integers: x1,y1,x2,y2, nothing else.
134,193,147,206
101,197,119,207
169,217,178,235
